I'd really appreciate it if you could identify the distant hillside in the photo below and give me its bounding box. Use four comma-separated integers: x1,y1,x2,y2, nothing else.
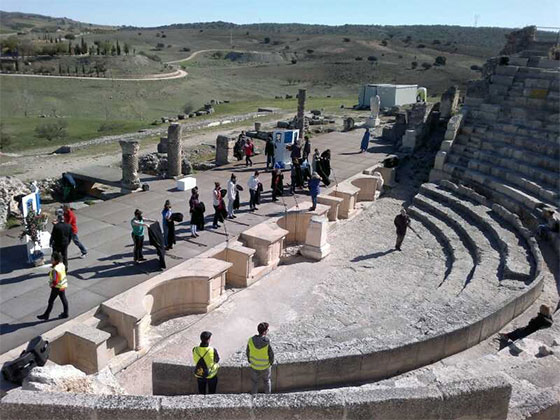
0,11,114,34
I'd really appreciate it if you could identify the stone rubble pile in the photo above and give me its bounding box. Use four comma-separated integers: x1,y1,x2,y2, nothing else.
0,176,31,228
22,364,126,395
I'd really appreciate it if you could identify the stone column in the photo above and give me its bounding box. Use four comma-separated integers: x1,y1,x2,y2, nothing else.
296,88,306,136
167,123,182,178
216,135,236,166
301,215,331,260
119,140,140,190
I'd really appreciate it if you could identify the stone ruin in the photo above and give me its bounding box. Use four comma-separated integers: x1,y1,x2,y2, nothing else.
1,28,559,420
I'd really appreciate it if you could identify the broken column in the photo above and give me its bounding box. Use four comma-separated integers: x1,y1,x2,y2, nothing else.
119,140,140,190
439,86,460,120
296,88,306,136
215,135,236,166
301,215,331,260
167,123,182,178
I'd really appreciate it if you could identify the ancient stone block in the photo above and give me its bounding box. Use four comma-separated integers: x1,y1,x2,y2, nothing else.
215,135,236,166
119,140,140,190
167,123,182,178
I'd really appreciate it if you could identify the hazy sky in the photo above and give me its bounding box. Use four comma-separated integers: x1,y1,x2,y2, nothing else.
3,0,559,28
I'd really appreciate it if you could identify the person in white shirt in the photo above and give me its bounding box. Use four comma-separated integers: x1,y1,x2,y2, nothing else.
227,174,237,219
247,171,260,211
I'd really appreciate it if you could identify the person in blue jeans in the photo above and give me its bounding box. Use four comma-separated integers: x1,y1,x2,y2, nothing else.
308,172,321,211
161,200,172,249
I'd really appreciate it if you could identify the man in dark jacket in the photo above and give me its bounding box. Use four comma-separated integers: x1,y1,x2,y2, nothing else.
303,136,311,161
265,138,275,170
394,209,410,251
50,209,72,271
147,221,166,270
246,322,274,394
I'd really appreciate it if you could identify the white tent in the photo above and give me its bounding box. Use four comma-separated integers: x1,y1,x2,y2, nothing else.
358,84,421,108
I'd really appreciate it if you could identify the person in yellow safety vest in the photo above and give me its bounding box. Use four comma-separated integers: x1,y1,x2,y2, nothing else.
192,331,220,394
246,322,275,395
37,251,69,321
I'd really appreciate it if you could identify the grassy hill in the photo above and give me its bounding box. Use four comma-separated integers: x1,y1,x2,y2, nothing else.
0,12,522,152
0,11,114,34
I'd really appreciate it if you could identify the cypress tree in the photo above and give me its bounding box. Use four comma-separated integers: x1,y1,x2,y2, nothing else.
116,40,121,55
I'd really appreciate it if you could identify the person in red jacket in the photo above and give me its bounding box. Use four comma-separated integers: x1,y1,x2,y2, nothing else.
63,204,87,258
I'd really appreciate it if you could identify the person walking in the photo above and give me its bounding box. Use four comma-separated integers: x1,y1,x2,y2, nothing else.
161,200,173,250
246,322,274,395
308,172,321,211
189,187,204,237
37,252,69,320
248,171,260,211
212,182,225,229
265,137,275,170
360,128,370,153
244,137,254,167
227,174,238,219
394,208,411,251
62,204,87,258
131,209,154,264
303,136,311,161
50,209,72,271
192,331,220,395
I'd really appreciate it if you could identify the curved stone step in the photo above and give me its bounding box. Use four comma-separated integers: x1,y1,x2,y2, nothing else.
420,182,535,282
445,153,559,208
412,193,502,291
408,206,475,294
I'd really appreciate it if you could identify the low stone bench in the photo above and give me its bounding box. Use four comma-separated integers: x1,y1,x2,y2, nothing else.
317,195,344,221
239,223,288,267
330,184,360,219
213,241,257,288
350,175,379,202
101,257,232,351
277,202,329,244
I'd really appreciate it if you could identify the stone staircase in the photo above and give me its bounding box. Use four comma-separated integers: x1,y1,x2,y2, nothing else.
83,312,128,360
432,50,559,255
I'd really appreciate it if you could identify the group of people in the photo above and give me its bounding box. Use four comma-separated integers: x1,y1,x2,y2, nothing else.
233,131,255,167
193,322,274,395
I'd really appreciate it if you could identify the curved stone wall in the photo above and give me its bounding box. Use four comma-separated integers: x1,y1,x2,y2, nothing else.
0,375,511,420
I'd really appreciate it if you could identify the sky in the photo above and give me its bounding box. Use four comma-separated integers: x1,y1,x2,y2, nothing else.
2,0,559,29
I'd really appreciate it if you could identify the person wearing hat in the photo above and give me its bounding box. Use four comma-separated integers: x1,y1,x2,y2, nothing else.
50,208,72,271
192,331,220,395
131,209,155,264
308,172,321,211
394,208,411,251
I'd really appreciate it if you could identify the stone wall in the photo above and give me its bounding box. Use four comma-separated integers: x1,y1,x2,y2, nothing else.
1,376,511,420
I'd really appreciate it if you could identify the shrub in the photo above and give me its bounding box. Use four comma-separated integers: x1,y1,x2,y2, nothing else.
35,120,68,141
470,64,482,71
434,56,446,66
432,39,441,45
355,56,363,61
161,34,167,38
307,49,314,54
343,37,351,42
212,51,224,59
156,42,165,49
272,40,281,45
183,103,195,114
0,123,11,151
264,37,271,44
381,39,388,46
421,62,432,70
417,44,426,48
98,121,124,132
182,47,191,52
367,55,377,62
411,61,418,69
64,34,75,40
291,58,297,64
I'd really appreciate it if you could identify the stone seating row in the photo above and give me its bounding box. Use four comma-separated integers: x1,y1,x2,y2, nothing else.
420,182,534,281
446,150,559,208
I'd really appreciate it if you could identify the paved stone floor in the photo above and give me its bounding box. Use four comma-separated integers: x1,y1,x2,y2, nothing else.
0,128,390,354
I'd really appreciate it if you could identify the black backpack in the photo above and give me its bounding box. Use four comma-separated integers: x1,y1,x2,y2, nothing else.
194,348,210,378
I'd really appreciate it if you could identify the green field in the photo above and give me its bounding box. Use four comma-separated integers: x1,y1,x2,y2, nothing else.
1,13,514,153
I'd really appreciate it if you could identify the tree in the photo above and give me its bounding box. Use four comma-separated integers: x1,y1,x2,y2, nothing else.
355,56,363,61
264,37,271,44
417,44,426,48
80,37,87,54
116,40,121,55
35,120,68,141
291,58,297,64
367,55,378,62
58,63,63,74
64,34,75,40
434,56,446,66
411,61,418,69
124,43,130,55
381,39,388,46
68,41,72,54
183,102,194,114
432,39,441,45
110,44,116,55
306,49,314,54
343,37,351,42
421,62,432,70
